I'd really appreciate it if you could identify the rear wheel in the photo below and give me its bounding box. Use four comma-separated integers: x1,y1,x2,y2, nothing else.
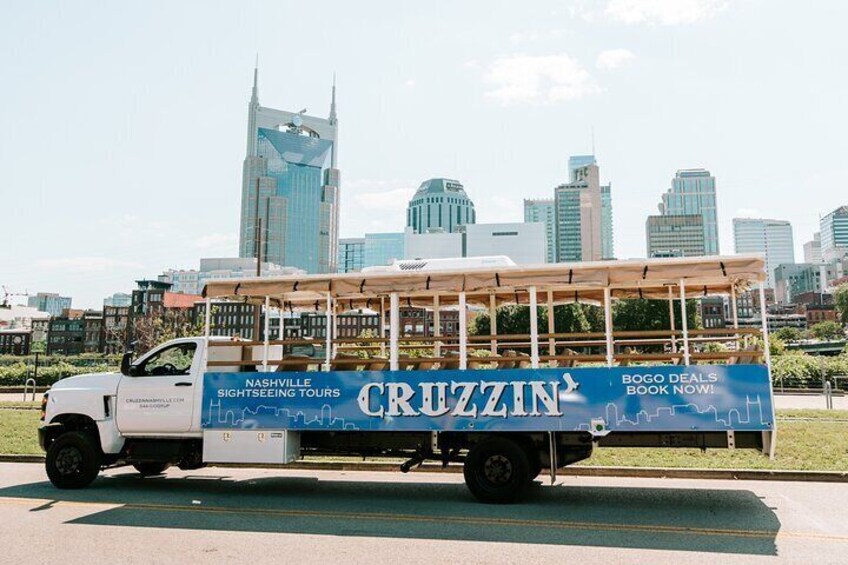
45,431,101,489
463,437,530,504
132,462,170,477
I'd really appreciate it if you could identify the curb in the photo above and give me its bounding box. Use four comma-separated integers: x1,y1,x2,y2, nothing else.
1,454,846,482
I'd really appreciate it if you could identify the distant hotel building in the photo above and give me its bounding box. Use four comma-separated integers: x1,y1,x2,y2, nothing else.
27,292,71,318
646,214,705,257
406,178,475,234
733,218,795,289
524,198,555,263
238,66,339,273
657,169,719,255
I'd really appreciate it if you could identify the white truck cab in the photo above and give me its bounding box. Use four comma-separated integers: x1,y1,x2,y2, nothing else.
40,338,218,488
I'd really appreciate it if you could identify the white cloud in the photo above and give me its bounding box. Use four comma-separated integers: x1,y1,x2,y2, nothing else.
604,0,728,25
192,233,239,250
508,29,565,44
463,59,481,70
596,48,636,69
34,257,144,272
404,79,416,87
355,187,417,212
484,54,601,106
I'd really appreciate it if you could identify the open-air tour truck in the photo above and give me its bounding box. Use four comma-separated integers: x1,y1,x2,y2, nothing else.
39,255,776,503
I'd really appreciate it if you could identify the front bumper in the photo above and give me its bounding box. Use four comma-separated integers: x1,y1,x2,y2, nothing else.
37,423,63,452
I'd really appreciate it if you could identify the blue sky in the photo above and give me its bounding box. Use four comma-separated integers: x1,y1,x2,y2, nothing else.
1,1,845,308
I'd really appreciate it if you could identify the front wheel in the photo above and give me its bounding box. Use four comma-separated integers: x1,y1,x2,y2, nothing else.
45,431,101,489
463,437,530,504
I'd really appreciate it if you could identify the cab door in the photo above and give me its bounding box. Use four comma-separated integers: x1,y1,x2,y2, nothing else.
116,340,200,434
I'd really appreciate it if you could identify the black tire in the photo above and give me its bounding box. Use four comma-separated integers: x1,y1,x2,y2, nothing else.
463,437,531,504
45,431,101,489
133,462,170,477
525,447,543,484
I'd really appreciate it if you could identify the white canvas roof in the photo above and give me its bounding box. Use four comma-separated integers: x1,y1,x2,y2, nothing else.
202,254,766,311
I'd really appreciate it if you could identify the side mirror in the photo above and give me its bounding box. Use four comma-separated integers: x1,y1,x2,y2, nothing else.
120,352,134,376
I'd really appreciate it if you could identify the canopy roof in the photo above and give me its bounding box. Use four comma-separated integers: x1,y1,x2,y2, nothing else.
202,255,766,311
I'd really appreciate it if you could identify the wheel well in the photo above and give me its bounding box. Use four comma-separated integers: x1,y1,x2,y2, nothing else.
47,414,101,451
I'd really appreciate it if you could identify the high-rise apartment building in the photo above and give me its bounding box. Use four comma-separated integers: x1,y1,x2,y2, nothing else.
803,232,822,264
406,178,475,234
238,67,339,273
658,169,719,255
523,198,555,263
819,206,848,262
646,214,706,257
554,162,602,262
27,292,72,317
733,218,795,289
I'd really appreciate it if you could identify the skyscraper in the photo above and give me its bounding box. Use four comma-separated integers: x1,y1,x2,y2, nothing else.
523,198,555,263
732,218,795,289
819,206,848,262
238,66,340,273
658,169,719,255
406,178,475,234
555,162,602,262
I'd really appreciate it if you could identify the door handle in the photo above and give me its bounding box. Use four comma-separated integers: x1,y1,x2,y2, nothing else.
175,382,193,387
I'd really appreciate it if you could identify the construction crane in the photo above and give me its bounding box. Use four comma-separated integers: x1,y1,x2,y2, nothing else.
1,286,30,309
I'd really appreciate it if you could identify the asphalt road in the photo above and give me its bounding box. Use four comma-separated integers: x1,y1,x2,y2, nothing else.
0,463,846,564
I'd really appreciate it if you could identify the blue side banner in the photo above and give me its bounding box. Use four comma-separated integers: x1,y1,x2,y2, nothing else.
201,365,774,433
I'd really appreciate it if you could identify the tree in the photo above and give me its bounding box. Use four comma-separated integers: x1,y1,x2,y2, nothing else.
468,299,699,337
774,326,802,343
611,299,701,332
810,320,845,341
834,283,848,324
130,309,202,353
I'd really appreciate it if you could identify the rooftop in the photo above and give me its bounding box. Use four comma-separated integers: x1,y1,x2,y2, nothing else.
413,178,468,197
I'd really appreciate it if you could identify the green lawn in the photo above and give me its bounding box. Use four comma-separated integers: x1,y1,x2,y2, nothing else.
0,410,41,455
2,409,847,471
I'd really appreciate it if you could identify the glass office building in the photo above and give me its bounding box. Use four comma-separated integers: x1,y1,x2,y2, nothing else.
239,67,339,273
646,214,706,258
523,198,555,263
733,218,795,289
364,232,405,267
406,178,475,234
338,238,365,273
819,205,848,261
658,169,719,255
600,184,614,260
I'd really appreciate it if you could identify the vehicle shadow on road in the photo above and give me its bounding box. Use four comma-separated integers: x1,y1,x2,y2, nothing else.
0,472,780,555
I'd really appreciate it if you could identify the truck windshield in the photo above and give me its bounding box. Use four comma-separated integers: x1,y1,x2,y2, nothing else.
135,343,197,376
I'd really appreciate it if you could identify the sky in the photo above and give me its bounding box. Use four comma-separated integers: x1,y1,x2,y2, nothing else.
1,1,845,309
